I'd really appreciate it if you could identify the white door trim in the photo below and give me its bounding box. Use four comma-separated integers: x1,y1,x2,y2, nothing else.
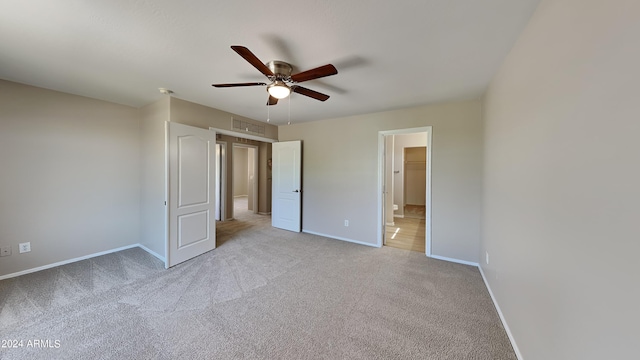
209,127,277,143
215,141,227,221
377,126,433,256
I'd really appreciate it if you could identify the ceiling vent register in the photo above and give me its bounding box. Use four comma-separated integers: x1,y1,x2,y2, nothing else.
232,118,265,135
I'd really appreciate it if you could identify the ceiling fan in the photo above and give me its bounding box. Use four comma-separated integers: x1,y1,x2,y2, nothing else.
212,45,338,106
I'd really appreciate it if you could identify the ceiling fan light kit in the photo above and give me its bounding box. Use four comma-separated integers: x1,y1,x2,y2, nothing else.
267,80,291,99
212,45,338,108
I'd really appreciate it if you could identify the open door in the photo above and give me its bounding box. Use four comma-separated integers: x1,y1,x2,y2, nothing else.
272,140,301,232
166,122,217,268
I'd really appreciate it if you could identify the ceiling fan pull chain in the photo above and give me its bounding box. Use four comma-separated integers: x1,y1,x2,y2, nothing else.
288,95,291,125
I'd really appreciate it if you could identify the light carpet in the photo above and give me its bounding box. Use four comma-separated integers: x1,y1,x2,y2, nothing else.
0,210,515,359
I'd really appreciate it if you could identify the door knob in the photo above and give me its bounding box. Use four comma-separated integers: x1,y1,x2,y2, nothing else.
293,190,299,193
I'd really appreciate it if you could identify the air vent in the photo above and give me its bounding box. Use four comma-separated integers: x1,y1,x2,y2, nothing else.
232,117,265,135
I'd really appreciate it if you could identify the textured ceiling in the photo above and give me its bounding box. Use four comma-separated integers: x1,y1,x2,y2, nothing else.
0,0,540,124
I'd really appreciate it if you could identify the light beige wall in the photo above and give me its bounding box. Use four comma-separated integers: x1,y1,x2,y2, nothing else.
0,80,140,277
258,142,272,214
247,147,256,211
139,97,170,258
169,97,278,140
384,136,394,224
481,0,640,358
233,147,248,196
278,100,483,263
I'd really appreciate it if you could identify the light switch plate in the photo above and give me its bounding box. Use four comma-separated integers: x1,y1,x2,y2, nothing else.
19,242,31,253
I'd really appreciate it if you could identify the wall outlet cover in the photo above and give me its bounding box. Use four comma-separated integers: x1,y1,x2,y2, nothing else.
0,246,11,257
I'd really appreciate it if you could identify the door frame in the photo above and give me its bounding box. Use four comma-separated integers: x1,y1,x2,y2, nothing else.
215,141,227,221
209,127,277,143
377,126,432,256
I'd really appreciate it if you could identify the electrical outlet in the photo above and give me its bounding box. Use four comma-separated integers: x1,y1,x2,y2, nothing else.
19,242,31,253
485,251,489,265
344,220,349,227
0,246,11,257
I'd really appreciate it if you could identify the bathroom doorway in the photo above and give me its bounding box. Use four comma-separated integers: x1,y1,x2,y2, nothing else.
378,127,432,254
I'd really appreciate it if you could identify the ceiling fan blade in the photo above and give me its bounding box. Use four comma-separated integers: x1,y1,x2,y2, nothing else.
267,95,279,106
212,82,266,88
290,64,338,83
292,86,330,101
231,46,274,77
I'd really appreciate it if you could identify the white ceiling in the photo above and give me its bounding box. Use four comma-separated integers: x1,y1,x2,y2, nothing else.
0,0,540,124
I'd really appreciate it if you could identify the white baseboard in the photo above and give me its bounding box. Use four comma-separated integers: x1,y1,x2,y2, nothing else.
385,222,395,226
0,244,140,281
478,266,523,360
137,244,166,262
429,254,479,267
258,212,271,215
393,214,405,218
302,230,380,248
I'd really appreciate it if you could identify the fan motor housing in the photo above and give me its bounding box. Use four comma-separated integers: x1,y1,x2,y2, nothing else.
266,61,293,78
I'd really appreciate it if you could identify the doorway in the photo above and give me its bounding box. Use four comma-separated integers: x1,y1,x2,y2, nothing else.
384,146,426,252
378,127,432,255
232,144,258,218
403,146,427,219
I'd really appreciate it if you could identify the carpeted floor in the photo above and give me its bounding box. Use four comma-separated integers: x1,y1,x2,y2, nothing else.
0,209,515,360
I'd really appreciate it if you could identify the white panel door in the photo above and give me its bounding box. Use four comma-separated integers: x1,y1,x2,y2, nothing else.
272,140,301,232
167,122,216,268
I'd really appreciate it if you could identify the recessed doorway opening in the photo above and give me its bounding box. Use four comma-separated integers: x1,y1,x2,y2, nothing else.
378,127,432,255
232,144,259,218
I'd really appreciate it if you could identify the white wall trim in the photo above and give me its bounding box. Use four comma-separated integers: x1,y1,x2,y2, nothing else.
0,244,140,281
209,127,277,143
302,229,379,248
137,244,166,263
478,265,524,360
258,212,272,215
393,214,405,218
429,254,479,267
